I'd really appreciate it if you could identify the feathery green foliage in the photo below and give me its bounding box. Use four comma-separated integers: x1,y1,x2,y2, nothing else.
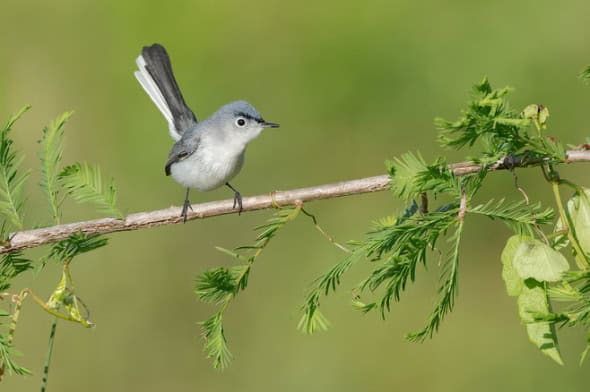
196,266,242,304
407,221,464,342
0,252,33,291
0,106,32,233
299,250,362,333
39,111,73,224
48,232,108,263
200,311,231,369
388,153,465,200
538,188,590,364
436,77,565,163
296,77,588,366
0,310,30,377
0,107,122,385
1,70,590,379
59,162,123,219
469,199,554,234
195,206,301,368
436,78,527,156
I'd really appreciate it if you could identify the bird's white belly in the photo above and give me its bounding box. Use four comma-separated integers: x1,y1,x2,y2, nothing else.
170,145,244,191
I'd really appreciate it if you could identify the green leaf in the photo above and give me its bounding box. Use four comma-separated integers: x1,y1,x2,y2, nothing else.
58,162,123,218
214,246,250,262
501,235,525,297
522,104,539,120
567,188,590,255
538,106,550,127
517,279,564,365
512,237,569,282
39,111,73,224
0,105,32,232
522,104,549,127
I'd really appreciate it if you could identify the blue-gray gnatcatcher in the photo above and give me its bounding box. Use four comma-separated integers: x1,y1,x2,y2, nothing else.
134,43,279,221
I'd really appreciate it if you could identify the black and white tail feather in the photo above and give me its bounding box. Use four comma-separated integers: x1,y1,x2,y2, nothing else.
134,44,197,140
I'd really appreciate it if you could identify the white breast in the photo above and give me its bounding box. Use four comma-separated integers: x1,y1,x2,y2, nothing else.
170,141,245,191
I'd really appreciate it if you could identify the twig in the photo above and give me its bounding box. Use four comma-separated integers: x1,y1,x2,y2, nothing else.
1,150,589,255
300,207,351,253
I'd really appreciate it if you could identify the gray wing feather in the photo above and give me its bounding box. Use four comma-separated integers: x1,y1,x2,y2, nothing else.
165,138,199,176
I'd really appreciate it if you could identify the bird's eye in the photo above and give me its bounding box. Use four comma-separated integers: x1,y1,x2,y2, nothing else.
236,118,246,127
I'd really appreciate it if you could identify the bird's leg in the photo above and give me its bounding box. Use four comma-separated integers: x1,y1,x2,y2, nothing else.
181,187,192,223
225,182,243,214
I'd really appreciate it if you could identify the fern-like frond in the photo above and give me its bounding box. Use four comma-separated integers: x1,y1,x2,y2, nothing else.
39,111,73,224
387,152,428,200
195,267,242,304
297,298,330,335
199,311,232,369
354,207,458,318
436,78,529,158
406,221,464,342
0,251,33,291
0,106,32,232
388,153,465,201
469,199,554,233
298,250,363,334
0,310,31,376
196,206,301,368
48,232,108,263
58,162,123,218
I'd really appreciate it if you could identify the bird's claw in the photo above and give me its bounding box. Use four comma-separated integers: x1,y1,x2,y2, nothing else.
181,199,193,223
233,191,243,215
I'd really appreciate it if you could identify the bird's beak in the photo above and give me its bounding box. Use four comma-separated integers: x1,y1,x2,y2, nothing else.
261,121,280,128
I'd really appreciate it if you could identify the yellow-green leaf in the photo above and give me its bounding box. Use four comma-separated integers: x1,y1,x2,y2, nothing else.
501,235,525,296
517,279,564,365
568,188,590,255
512,237,569,282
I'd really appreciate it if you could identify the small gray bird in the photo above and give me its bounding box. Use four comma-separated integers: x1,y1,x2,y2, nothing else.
134,44,279,221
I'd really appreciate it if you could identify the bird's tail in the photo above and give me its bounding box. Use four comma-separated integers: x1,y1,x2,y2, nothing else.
134,44,197,140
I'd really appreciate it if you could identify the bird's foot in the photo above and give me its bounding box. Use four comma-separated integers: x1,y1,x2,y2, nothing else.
232,191,243,215
225,182,243,215
181,198,193,223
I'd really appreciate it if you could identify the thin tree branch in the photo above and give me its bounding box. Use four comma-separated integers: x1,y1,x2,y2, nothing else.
1,150,589,254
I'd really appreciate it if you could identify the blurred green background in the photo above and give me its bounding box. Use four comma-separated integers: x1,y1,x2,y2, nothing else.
1,0,589,391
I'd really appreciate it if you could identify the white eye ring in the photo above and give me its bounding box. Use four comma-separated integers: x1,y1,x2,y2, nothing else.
236,117,247,127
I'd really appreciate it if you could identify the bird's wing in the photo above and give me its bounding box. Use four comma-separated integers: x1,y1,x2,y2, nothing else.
164,139,199,176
